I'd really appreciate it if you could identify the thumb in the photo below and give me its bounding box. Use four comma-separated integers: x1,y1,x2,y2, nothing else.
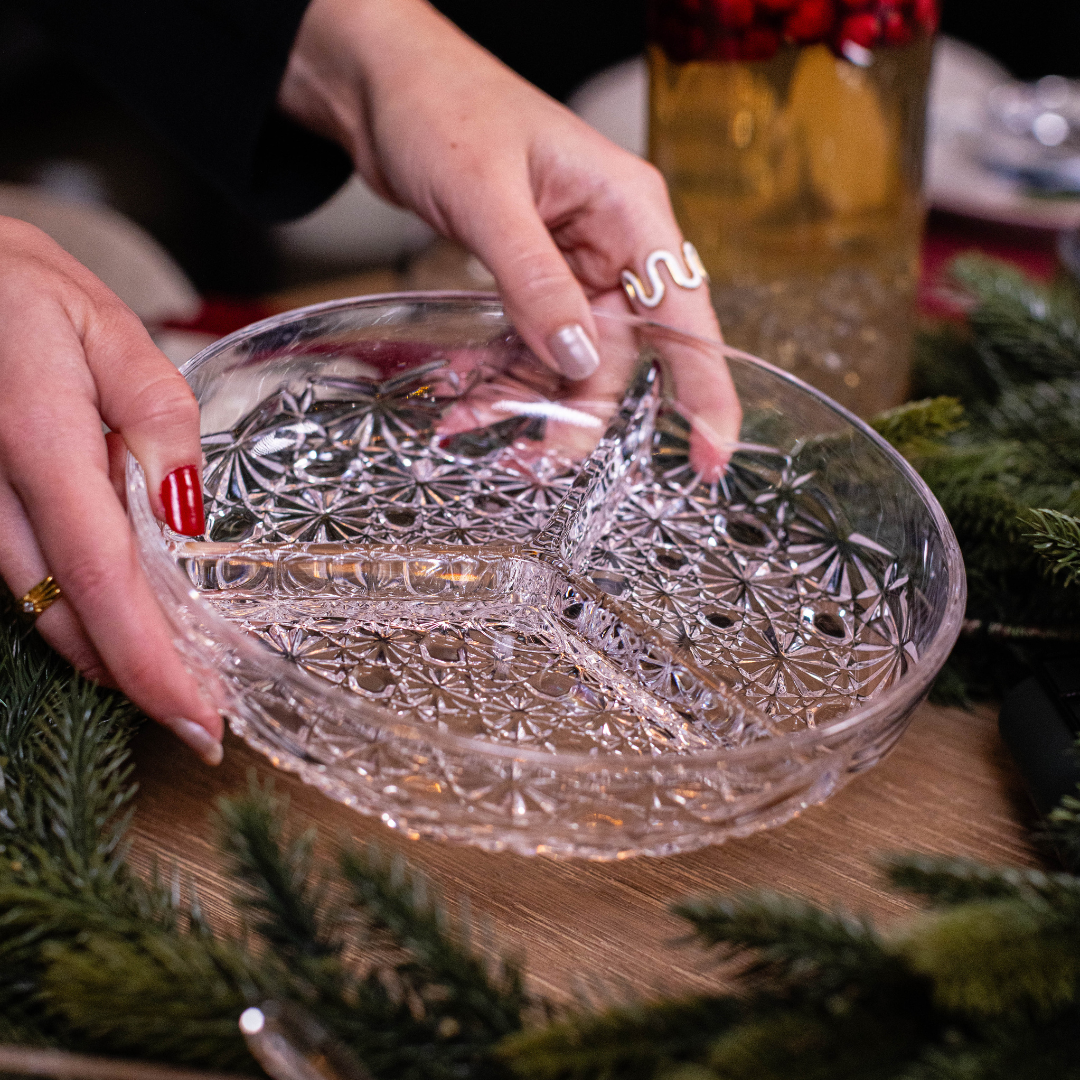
467,205,601,382
84,314,206,537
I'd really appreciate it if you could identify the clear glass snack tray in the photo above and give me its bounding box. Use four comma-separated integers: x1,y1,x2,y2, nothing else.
128,293,965,858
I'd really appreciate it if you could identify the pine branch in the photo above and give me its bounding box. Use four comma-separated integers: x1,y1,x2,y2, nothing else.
0,865,209,1041
496,996,741,1080
0,615,66,774
911,321,998,407
1,679,173,925
1046,785,1080,871
870,397,966,460
39,930,268,1070
912,444,1080,633
1022,508,1080,588
0,634,166,1041
338,845,527,1042
902,1009,1080,1080
673,892,899,996
902,260,1080,695
216,786,525,1080
951,255,1080,386
896,894,1080,1018
216,779,341,965
882,853,1080,907
926,659,972,709
982,378,1080,477
705,1002,935,1080
0,621,142,902
29,686,140,895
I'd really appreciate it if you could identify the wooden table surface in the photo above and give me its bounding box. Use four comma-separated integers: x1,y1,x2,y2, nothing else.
127,700,1040,1003
125,250,1044,1002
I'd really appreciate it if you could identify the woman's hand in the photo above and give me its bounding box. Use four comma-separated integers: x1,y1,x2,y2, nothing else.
0,215,223,764
279,0,742,474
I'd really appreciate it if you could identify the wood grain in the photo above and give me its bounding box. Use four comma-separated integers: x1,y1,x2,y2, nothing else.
127,700,1040,1002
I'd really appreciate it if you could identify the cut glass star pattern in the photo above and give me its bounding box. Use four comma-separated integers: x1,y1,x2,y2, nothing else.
186,354,917,750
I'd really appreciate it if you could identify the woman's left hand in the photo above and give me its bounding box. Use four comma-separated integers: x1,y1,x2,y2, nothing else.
278,0,741,475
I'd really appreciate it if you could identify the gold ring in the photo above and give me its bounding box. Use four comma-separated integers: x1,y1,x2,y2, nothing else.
20,575,62,617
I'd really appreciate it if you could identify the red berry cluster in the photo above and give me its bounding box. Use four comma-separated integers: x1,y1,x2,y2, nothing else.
648,0,938,64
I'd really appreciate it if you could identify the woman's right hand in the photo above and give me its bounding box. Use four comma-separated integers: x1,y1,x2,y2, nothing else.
0,214,223,764
279,0,742,477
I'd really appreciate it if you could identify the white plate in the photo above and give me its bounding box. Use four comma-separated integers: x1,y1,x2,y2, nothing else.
926,37,1080,229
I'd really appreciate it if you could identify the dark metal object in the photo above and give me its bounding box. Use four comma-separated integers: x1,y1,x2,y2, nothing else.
999,654,1080,869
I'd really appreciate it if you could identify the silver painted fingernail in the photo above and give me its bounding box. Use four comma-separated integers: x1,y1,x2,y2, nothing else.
547,324,599,380
163,717,223,766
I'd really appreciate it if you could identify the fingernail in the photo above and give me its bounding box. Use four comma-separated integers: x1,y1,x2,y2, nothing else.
163,717,223,766
161,465,206,536
547,324,599,380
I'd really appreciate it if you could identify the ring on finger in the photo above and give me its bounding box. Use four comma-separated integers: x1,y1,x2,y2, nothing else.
621,242,709,310
20,574,62,618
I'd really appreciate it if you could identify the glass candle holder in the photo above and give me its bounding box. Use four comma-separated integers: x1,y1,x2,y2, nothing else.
648,0,937,416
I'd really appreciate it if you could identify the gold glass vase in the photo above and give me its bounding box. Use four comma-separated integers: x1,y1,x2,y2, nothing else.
648,0,937,416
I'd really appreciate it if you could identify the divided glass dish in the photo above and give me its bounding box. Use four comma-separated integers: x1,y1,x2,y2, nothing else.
128,293,965,859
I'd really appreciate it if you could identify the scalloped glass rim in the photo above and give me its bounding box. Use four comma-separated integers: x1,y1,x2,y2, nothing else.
127,290,966,772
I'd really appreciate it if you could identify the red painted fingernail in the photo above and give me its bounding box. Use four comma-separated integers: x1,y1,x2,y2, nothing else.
161,465,206,536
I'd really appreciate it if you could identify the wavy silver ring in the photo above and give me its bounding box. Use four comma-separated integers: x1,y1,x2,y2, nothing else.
621,242,709,310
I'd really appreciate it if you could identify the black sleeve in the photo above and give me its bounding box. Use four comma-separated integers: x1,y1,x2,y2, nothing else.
20,0,645,225
941,1,1080,80
431,0,647,103
22,0,353,223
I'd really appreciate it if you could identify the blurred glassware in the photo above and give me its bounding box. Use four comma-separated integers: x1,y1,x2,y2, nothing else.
975,74,1080,194
925,38,1080,228
568,36,1080,230
647,0,937,418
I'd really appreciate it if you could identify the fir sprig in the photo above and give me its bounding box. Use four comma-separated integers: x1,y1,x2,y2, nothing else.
1046,791,1080,875
897,895,1080,1017
869,397,966,460
674,891,896,993
950,255,1080,387
40,930,267,1068
882,852,1080,907
0,609,527,1076
878,258,1080,697
495,996,741,1080
0,615,65,770
1023,508,1080,588
338,843,527,1038
213,782,526,1080
216,780,341,965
